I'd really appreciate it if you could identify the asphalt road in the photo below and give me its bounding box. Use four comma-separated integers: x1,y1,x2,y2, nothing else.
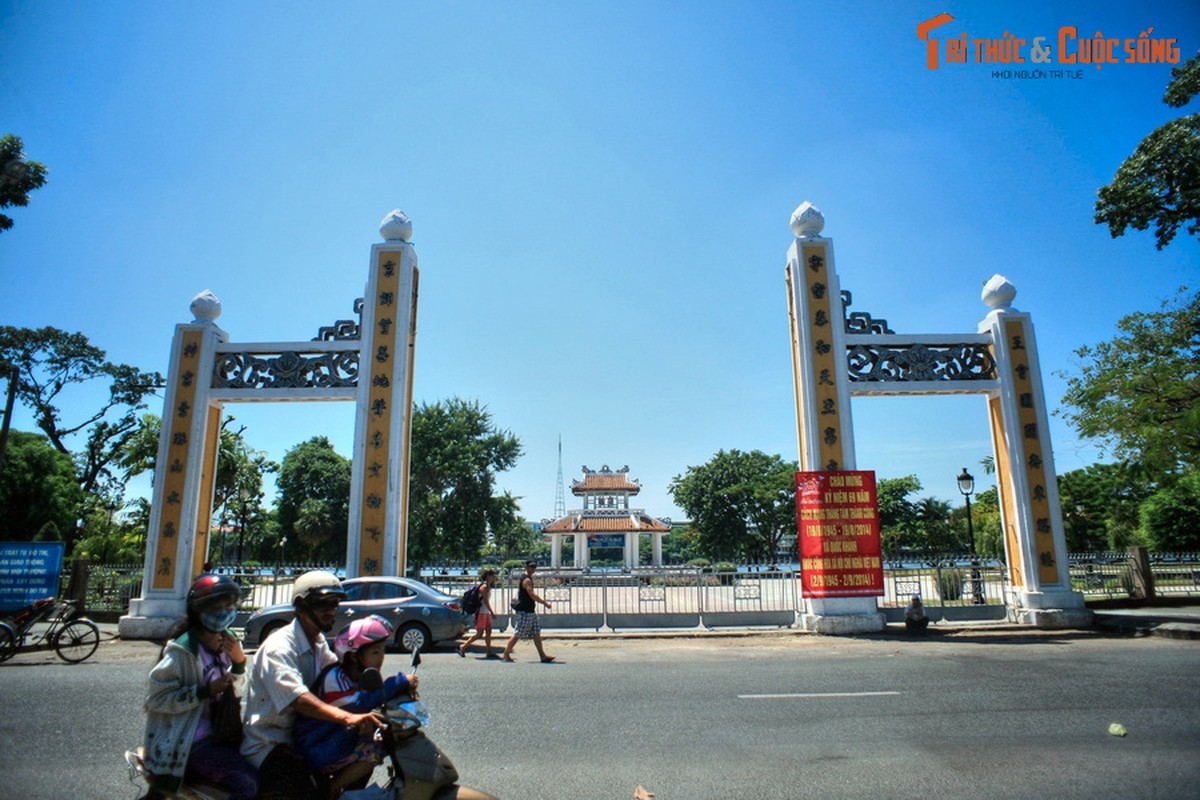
1,628,1197,799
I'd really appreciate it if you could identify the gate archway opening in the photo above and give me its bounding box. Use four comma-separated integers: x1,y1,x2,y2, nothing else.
120,210,420,638
784,200,1091,633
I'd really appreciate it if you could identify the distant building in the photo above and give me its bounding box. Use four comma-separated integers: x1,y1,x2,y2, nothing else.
542,465,671,568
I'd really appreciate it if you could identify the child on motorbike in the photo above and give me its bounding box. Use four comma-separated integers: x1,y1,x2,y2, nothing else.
141,573,258,800
293,614,420,799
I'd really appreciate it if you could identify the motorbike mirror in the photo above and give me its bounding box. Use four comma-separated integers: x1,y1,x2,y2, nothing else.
359,667,384,692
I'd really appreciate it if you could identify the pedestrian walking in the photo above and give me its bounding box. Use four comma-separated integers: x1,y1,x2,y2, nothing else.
458,569,499,659
501,561,555,663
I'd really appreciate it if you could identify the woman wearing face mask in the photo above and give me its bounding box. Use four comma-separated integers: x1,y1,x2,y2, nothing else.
140,573,258,800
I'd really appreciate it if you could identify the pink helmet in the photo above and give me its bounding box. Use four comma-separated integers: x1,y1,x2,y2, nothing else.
334,614,394,658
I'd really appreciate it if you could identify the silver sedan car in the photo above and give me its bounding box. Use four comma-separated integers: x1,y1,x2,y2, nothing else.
242,576,469,653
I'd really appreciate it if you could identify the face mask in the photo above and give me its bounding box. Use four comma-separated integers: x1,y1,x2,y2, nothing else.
200,607,237,633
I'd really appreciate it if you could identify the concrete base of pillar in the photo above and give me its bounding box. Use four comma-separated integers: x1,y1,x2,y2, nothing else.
119,596,187,639
1008,606,1094,629
801,612,886,634
1007,588,1093,629
118,613,181,639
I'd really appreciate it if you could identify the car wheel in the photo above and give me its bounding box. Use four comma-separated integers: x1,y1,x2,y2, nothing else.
396,622,429,653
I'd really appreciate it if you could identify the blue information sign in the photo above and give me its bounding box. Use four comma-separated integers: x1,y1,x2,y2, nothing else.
587,534,625,549
0,542,66,611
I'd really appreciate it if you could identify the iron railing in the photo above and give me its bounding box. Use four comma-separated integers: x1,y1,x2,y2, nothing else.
61,552,1200,624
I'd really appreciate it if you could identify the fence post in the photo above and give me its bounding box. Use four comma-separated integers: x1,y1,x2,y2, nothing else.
1127,546,1155,600
66,558,90,613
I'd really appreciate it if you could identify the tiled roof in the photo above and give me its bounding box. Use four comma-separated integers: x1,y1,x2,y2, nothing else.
543,513,671,533
571,474,641,494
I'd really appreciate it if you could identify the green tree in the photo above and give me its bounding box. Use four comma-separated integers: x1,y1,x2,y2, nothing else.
487,497,537,562
407,398,522,569
1056,463,1153,551
0,134,48,233
1057,288,1200,478
117,413,278,564
669,450,797,563
0,431,83,541
1094,53,1200,249
915,497,957,553
1138,470,1200,551
276,437,351,563
0,327,162,551
968,486,1004,558
876,474,922,557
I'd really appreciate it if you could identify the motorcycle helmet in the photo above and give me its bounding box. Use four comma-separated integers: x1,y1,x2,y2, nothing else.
292,570,348,605
187,573,241,612
334,614,394,658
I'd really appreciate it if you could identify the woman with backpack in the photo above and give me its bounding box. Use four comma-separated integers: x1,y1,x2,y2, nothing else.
457,569,499,659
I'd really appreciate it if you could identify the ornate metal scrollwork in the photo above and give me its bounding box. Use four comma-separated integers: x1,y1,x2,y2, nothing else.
213,350,360,389
846,342,996,382
313,298,365,341
841,290,894,335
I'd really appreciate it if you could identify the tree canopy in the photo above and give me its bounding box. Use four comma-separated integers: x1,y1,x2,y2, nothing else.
0,326,163,549
1094,52,1200,249
0,134,48,233
407,398,523,568
1056,288,1200,478
275,436,351,563
669,449,797,563
0,431,82,542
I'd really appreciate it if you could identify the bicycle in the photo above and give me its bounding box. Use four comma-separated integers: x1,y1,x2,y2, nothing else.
0,596,101,663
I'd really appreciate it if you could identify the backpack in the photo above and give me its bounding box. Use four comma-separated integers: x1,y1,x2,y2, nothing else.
460,583,483,615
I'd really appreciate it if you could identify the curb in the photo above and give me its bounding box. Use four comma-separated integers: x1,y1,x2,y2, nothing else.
1092,614,1200,640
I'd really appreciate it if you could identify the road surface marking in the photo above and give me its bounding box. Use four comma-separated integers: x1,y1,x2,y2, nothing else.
737,691,902,699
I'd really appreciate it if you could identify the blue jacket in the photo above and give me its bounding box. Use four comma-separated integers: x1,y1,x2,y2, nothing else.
293,666,411,771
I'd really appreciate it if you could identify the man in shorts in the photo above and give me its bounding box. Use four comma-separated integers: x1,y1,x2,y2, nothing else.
501,561,555,663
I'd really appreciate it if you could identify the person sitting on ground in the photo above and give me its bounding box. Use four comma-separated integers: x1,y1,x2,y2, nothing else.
294,615,419,799
241,570,385,800
905,594,929,632
458,569,499,659
141,573,258,800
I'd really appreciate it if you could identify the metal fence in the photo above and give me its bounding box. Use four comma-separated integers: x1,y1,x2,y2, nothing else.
60,552,1200,627
1067,551,1200,600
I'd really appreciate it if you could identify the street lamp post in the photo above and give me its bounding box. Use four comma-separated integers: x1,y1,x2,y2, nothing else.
956,467,985,604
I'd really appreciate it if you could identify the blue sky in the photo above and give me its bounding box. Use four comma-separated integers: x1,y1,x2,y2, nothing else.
2,1,1197,527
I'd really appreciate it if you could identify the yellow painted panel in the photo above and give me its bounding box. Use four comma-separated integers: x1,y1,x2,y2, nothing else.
989,395,1024,588
1004,321,1059,585
153,330,202,590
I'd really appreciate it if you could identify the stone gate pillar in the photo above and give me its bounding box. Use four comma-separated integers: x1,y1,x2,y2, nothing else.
122,294,227,638
784,202,884,634
347,212,419,578
979,278,1090,627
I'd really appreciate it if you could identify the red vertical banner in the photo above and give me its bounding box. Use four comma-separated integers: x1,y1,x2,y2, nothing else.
796,471,883,598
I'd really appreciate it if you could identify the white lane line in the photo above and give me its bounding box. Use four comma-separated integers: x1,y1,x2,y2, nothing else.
738,691,902,699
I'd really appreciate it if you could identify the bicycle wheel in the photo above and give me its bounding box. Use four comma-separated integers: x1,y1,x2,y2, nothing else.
0,621,17,662
54,619,100,663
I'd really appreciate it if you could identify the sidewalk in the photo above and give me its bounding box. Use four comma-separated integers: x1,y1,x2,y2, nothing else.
1088,603,1200,640
93,603,1200,647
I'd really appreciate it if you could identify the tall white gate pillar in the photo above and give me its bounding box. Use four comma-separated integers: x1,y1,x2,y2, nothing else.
784,202,884,634
978,281,1089,627
120,210,421,639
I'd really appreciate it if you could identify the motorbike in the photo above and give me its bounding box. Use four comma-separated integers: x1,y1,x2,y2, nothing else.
342,664,497,800
126,653,496,800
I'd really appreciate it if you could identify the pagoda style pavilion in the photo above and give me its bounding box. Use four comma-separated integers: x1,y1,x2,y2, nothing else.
543,465,671,569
